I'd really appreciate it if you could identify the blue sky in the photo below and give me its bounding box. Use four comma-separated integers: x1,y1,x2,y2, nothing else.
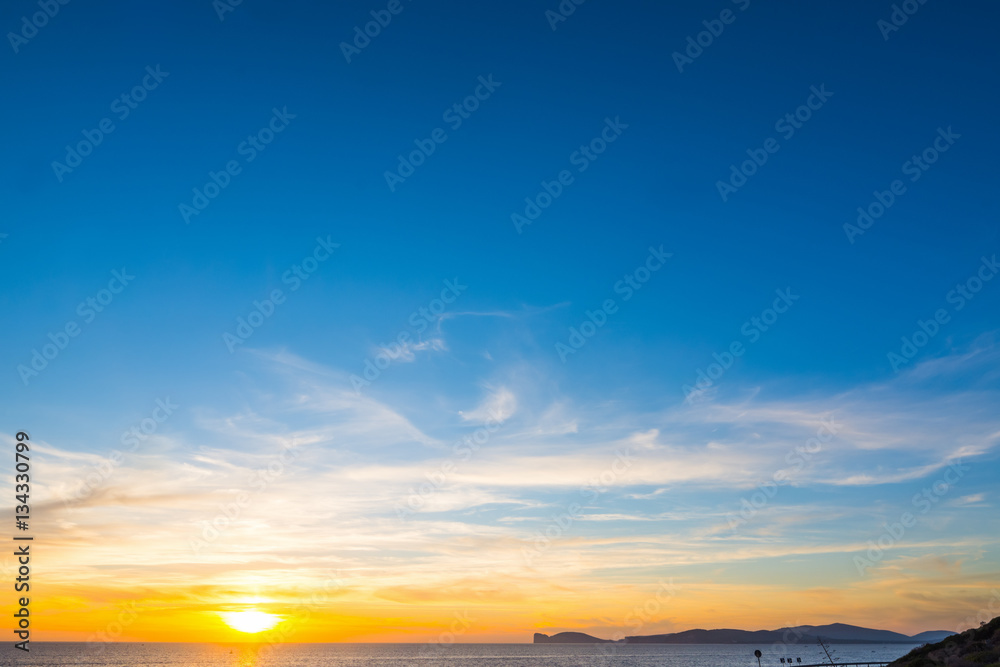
1,0,999,641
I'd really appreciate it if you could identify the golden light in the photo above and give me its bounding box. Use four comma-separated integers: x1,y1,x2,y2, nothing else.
220,610,282,634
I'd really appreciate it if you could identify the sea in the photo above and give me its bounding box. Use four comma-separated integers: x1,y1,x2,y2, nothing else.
0,642,922,666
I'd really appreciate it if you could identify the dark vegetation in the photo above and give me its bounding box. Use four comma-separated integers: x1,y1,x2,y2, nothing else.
890,617,1000,667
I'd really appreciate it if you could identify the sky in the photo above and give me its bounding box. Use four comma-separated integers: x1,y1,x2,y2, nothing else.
1,0,1000,645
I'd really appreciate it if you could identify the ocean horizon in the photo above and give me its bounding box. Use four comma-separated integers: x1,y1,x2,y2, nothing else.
0,641,922,666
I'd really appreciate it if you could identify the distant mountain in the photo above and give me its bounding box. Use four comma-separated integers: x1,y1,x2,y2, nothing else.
533,632,609,644
533,623,957,645
789,623,914,643
908,630,958,643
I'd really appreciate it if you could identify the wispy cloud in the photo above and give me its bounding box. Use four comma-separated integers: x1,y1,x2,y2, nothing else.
459,386,517,423
375,337,446,363
15,339,1000,640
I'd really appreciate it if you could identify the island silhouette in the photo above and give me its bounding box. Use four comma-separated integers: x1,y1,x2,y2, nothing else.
533,623,955,644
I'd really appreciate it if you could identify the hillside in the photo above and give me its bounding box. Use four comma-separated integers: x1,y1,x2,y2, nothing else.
889,616,1000,667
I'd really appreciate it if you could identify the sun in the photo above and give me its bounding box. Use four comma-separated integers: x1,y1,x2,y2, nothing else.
220,610,282,634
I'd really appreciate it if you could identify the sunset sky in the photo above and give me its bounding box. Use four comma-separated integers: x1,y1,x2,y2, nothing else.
2,0,999,645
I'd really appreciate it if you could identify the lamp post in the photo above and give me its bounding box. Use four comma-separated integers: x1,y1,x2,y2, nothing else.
755,649,763,667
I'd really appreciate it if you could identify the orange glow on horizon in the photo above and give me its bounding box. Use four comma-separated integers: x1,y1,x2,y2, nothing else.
22,574,991,644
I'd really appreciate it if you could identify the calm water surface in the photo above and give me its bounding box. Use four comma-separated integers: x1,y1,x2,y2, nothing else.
0,642,922,666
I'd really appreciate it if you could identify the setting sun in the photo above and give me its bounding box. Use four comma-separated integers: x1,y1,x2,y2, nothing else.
220,611,282,634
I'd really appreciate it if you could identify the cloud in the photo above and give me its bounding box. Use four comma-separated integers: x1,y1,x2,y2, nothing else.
949,493,988,508
459,386,517,423
375,337,447,363
18,339,1000,641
